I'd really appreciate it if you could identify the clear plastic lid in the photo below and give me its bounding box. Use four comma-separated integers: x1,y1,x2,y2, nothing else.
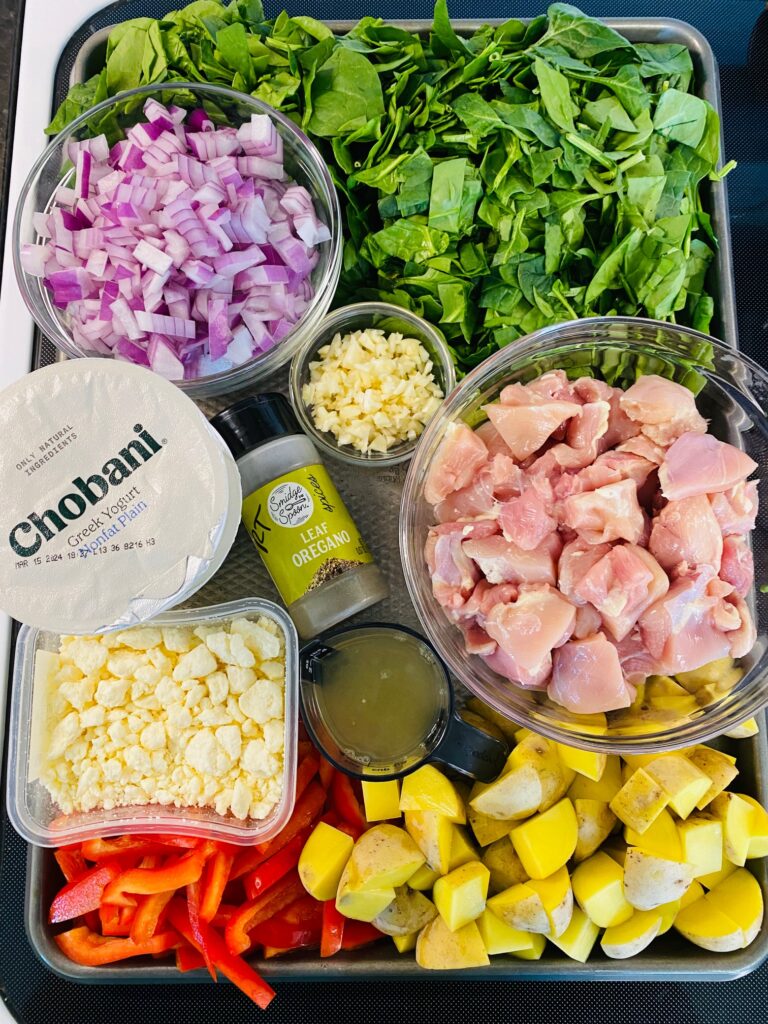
7,598,299,847
0,359,240,633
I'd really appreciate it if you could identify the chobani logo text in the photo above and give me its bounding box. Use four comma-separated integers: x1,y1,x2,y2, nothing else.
9,424,163,557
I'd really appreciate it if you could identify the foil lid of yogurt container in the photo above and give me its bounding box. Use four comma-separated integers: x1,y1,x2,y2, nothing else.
0,359,240,634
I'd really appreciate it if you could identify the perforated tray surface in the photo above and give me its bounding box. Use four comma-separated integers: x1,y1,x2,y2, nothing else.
2,1,768,1022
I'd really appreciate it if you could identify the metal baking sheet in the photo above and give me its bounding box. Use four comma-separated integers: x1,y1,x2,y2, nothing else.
24,16,763,985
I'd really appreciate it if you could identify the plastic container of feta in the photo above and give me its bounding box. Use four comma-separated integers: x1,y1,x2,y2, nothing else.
6,598,299,847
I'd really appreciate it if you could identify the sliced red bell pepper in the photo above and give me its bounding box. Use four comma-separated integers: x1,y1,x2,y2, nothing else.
99,903,127,937
175,943,206,973
168,902,275,1011
224,872,305,955
130,890,175,945
320,901,345,958
243,832,306,901
212,904,238,930
199,849,235,923
54,846,87,883
295,753,320,800
81,837,166,862
341,921,383,950
54,926,178,966
281,896,324,926
250,918,320,950
233,781,325,878
330,772,367,834
187,880,217,981
102,845,211,906
49,861,123,923
318,758,335,790
297,739,312,759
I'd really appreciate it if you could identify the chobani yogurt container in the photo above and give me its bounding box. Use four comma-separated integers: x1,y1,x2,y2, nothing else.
0,359,240,633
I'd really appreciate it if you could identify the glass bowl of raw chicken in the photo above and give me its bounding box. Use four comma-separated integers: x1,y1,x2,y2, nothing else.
400,317,768,753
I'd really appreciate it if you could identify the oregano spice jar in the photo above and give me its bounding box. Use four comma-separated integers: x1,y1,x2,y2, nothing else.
211,394,388,638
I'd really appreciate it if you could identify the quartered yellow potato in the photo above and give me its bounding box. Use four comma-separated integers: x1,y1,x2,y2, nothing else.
725,719,760,739
571,852,633,929
507,735,574,810
487,866,572,937
601,909,663,959
568,754,623,803
736,793,768,858
372,887,437,937
677,816,724,878
510,799,578,879
415,915,489,970
468,805,518,847
476,908,534,955
623,848,694,911
573,798,617,863
482,837,529,893
345,824,425,890
407,863,441,892
448,826,479,872
609,768,669,834
687,746,739,809
400,765,466,823
433,861,490,932
404,810,454,875
643,755,711,819
362,780,401,822
298,822,355,901
469,765,542,821
547,906,600,963
709,792,755,866
625,809,682,861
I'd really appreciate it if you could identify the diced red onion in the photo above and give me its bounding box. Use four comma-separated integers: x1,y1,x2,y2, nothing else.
34,104,330,377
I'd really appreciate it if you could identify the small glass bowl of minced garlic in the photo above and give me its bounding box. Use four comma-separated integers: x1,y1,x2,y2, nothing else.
289,302,456,467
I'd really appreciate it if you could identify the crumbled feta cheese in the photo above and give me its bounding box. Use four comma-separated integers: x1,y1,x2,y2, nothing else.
36,615,287,823
173,645,218,680
302,328,444,453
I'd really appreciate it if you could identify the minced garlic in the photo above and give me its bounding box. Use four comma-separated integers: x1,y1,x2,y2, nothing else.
302,328,445,453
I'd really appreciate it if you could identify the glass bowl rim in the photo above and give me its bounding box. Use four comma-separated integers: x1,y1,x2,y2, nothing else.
289,300,458,468
399,315,768,753
12,80,343,395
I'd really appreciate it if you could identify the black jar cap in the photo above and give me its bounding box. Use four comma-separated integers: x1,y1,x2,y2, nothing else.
210,393,302,460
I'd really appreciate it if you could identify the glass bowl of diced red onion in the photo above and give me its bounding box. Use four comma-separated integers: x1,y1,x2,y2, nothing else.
13,82,342,397
400,317,768,753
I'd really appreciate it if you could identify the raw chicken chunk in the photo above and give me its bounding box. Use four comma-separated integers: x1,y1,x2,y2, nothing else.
619,375,707,445
424,422,489,505
659,432,758,501
498,487,557,551
485,584,576,688
709,481,759,536
462,533,562,586
549,634,633,714
425,529,480,611
563,479,646,545
638,567,737,674
575,544,669,642
719,535,754,597
649,494,724,572
435,453,524,522
558,539,613,606
485,398,580,461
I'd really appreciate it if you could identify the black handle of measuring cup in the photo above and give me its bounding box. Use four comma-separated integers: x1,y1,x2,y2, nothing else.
431,714,509,783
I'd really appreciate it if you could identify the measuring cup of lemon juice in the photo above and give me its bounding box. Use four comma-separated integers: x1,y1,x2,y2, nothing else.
299,623,508,782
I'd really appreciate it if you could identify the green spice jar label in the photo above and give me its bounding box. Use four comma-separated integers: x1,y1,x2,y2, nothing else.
242,464,373,605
